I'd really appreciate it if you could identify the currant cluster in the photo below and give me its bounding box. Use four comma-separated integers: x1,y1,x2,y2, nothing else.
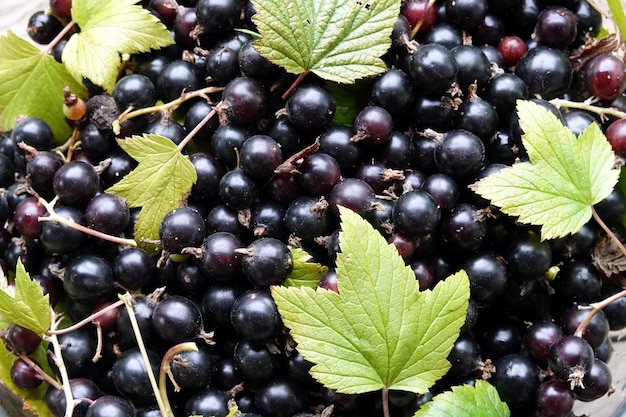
2,0,626,417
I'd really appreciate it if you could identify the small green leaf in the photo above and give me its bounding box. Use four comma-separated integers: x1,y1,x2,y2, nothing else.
0,343,56,417
0,260,51,336
251,0,400,83
0,31,86,142
284,247,328,288
272,207,470,395
413,380,510,417
326,80,371,126
106,134,197,251
471,100,619,240
63,0,174,92
608,0,626,40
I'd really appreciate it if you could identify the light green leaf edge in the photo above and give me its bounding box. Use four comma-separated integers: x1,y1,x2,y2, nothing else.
0,260,51,336
0,31,86,142
0,343,56,417
472,100,619,240
63,0,174,92
608,0,626,41
272,207,469,395
251,0,400,83
106,134,197,251
413,380,510,417
284,247,328,288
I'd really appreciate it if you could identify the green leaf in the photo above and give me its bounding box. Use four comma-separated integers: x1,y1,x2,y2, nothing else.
284,247,328,288
0,31,86,142
251,0,400,83
326,80,371,126
271,207,470,395
471,100,619,240
413,380,510,417
0,260,51,336
62,0,174,92
608,0,626,40
0,343,56,417
106,134,197,251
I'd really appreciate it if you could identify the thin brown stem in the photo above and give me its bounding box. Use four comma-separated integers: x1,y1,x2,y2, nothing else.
91,322,103,363
550,98,626,120
17,352,62,390
113,86,223,133
176,109,217,152
45,21,76,55
119,293,171,417
575,289,626,337
281,71,309,100
382,388,390,417
159,342,199,415
592,207,626,258
37,197,137,247
46,310,75,417
48,300,124,335
52,126,80,161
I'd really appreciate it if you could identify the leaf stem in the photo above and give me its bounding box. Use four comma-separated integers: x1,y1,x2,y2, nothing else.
550,98,626,120
46,310,76,417
45,21,76,55
281,71,310,100
16,352,62,390
410,0,437,39
47,300,124,335
176,108,217,152
575,288,626,337
159,342,199,417
591,207,626,258
52,126,80,161
37,197,138,247
382,387,390,417
113,86,223,133
119,292,171,417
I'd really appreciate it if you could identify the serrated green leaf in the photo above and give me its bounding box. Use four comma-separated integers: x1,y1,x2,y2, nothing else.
284,247,328,288
62,0,174,92
251,0,400,83
0,31,86,142
0,260,51,336
106,134,197,251
0,343,56,417
271,207,470,395
413,380,510,417
472,100,619,240
608,0,626,41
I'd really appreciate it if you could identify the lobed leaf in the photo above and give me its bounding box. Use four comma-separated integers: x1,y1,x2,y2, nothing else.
106,134,197,252
272,207,470,395
472,100,619,240
63,0,174,92
251,0,400,83
0,31,86,142
413,380,510,417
